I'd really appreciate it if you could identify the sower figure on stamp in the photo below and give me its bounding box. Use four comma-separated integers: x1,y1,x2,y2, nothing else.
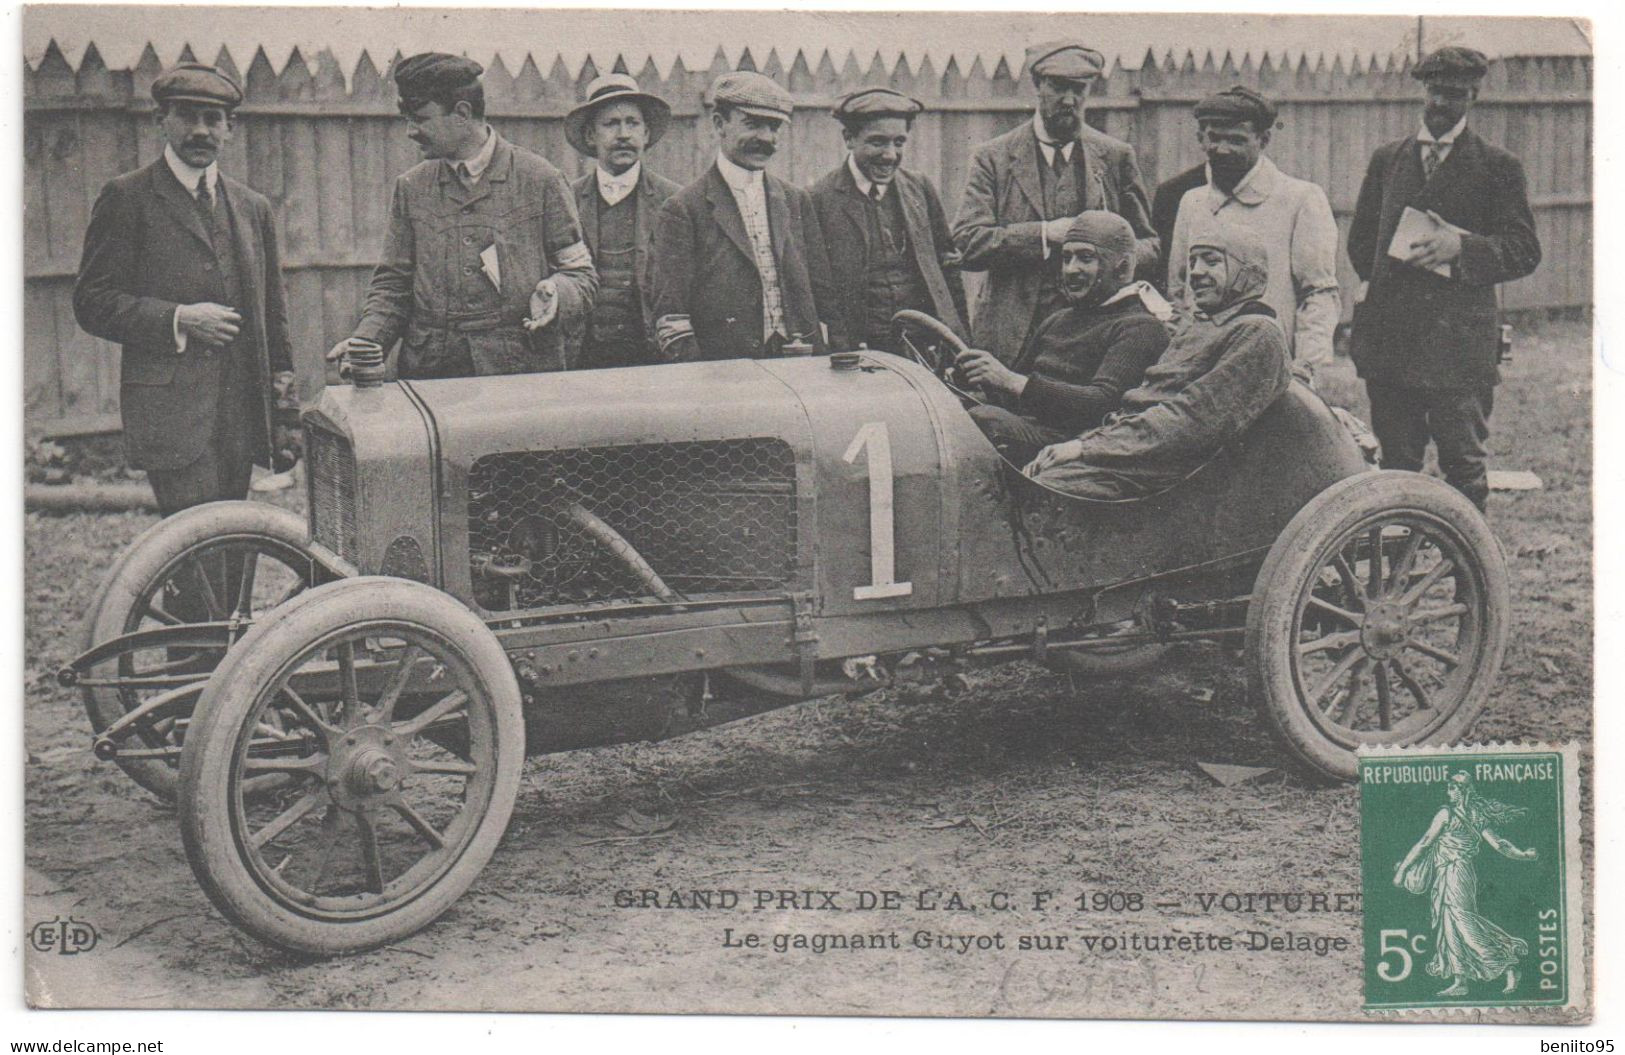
73,62,295,518
565,74,682,369
951,40,1158,365
1347,46,1541,513
957,212,1171,467
1167,86,1341,386
809,87,968,355
328,53,597,379
648,71,837,361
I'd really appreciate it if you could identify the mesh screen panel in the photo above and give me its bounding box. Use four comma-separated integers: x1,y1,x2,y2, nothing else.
306,426,357,561
468,439,798,610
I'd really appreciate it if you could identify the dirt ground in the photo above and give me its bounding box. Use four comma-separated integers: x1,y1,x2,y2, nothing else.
22,320,1592,1019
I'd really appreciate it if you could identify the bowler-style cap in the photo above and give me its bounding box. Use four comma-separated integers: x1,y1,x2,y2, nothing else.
394,52,484,105
151,63,243,109
1193,85,1278,130
709,70,794,121
832,87,925,126
1025,41,1106,81
565,73,673,157
1412,46,1489,85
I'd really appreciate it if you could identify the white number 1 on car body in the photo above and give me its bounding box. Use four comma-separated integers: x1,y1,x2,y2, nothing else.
843,422,913,601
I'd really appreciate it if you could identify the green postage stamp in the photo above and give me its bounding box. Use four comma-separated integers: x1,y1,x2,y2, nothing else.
1359,742,1584,1013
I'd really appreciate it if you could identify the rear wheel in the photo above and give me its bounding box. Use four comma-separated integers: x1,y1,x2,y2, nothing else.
179,577,523,956
81,501,322,799
1246,472,1509,782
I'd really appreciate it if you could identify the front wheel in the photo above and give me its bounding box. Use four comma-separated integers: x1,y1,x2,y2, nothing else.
179,577,524,956
1246,472,1509,782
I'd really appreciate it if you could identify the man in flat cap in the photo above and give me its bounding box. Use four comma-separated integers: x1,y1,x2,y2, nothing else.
330,52,597,378
649,70,836,360
1348,45,1541,512
952,40,1157,366
566,74,682,369
808,87,967,354
955,211,1170,465
1168,85,1341,383
74,62,296,516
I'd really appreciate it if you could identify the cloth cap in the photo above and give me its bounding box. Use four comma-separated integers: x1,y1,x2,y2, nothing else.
709,71,794,121
1026,41,1106,81
1412,46,1489,85
833,87,925,126
565,73,673,157
1193,85,1278,131
1063,211,1136,263
151,63,243,109
394,52,484,105
1189,224,1271,310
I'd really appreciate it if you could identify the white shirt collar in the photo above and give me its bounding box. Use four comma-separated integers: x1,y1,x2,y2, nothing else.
163,145,218,196
1031,111,1075,164
596,161,641,206
847,154,889,200
456,126,498,181
1417,116,1466,145
716,152,765,193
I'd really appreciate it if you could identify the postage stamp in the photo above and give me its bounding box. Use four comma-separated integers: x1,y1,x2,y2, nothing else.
1359,742,1584,1013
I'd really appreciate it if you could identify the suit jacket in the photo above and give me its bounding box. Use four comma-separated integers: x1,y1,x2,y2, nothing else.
73,159,292,471
571,165,683,343
648,164,836,360
809,163,968,342
355,134,597,377
1347,127,1541,390
951,120,1158,364
1151,162,1207,290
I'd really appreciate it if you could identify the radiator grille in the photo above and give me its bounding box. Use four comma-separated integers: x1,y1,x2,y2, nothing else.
306,425,357,562
468,439,798,610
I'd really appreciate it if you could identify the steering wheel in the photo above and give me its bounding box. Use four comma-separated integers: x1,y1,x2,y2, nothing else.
891,310,988,406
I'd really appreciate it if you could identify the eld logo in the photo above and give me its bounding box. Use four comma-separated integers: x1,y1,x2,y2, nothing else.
29,917,98,956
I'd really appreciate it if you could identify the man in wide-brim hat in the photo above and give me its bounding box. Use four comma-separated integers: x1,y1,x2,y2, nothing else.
808,86,968,354
565,74,682,368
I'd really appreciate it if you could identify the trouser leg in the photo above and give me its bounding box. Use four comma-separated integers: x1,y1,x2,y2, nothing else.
1429,386,1495,513
967,404,1070,467
1365,381,1430,473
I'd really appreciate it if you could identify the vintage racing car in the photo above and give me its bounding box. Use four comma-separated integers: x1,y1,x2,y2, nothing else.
63,316,1508,956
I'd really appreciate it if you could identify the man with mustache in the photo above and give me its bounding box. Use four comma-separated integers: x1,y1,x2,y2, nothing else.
955,212,1171,466
73,63,296,515
952,41,1158,365
1347,46,1541,513
1026,228,1292,501
809,87,967,354
649,71,836,360
1167,86,1341,384
329,53,597,379
565,74,682,369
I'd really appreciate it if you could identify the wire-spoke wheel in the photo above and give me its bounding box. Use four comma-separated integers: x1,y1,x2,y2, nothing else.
1246,472,1508,782
81,501,322,799
179,577,523,956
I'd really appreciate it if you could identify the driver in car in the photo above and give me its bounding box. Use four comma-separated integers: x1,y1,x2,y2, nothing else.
956,211,1172,466
1024,225,1292,500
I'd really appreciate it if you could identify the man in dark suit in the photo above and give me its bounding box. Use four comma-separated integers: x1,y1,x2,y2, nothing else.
952,41,1158,365
1151,161,1205,291
1348,46,1541,512
808,87,967,353
74,63,294,516
649,71,837,361
566,74,683,368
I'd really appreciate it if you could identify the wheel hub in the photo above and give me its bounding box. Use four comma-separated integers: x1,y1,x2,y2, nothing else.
325,725,404,809
1360,600,1410,660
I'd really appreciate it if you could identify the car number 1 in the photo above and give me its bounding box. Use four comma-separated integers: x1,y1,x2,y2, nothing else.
843,422,914,601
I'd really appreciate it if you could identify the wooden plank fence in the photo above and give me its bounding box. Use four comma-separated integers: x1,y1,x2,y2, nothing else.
24,41,1592,437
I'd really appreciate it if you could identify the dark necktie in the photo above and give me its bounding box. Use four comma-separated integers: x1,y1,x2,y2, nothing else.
1050,144,1069,176
869,183,883,204
1423,143,1443,181
195,173,213,211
